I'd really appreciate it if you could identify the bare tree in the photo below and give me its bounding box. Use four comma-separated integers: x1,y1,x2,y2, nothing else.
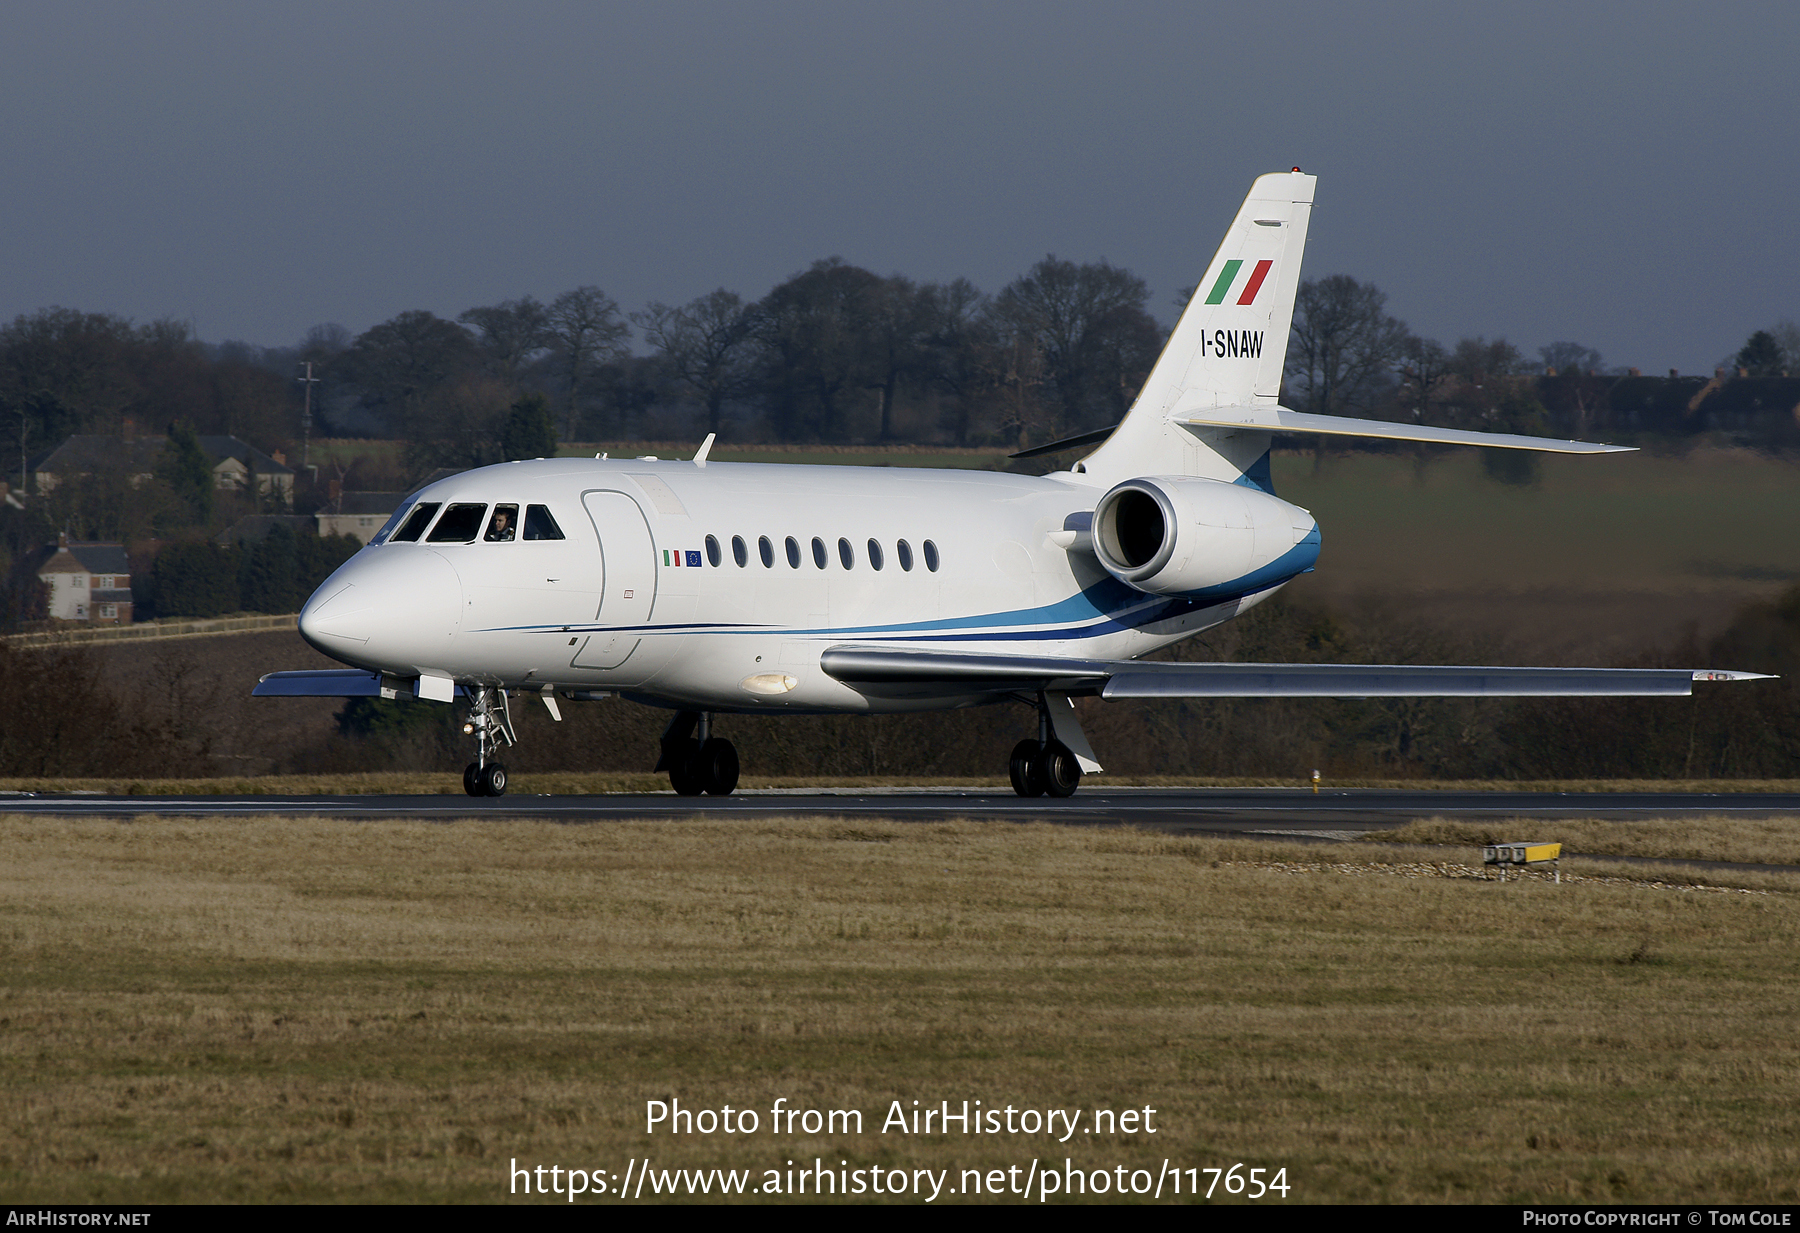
991,256,1159,435
458,297,552,389
1538,340,1604,377
918,278,997,447
546,287,629,440
752,259,885,442
1284,275,1409,420
632,290,757,435
1537,341,1607,438
344,310,481,431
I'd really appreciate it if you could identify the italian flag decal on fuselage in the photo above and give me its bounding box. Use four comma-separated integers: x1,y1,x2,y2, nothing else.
1203,258,1274,306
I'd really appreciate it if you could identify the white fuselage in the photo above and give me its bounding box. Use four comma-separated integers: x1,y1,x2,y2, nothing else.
296,456,1319,715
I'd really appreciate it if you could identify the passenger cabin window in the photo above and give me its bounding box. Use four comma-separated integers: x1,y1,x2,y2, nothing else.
732,535,748,567
523,505,565,540
759,536,775,568
924,540,940,571
705,535,722,567
785,537,801,568
811,537,828,569
838,537,854,569
867,539,884,571
485,504,519,542
427,503,487,542
896,539,913,571
391,503,440,542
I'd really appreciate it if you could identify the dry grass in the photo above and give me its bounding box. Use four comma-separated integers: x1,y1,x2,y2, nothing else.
3,814,1798,1204
5,774,1799,796
1367,815,1800,869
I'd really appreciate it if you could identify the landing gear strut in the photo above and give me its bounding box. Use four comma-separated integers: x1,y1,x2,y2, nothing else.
1008,693,1083,798
656,711,739,796
462,686,516,797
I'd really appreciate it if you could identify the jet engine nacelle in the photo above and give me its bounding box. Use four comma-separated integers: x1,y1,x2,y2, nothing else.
1091,475,1320,597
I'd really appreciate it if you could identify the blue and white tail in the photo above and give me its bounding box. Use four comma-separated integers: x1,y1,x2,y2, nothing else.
1080,170,1316,488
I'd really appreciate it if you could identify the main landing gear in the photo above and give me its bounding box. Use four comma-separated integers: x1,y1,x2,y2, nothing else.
1008,693,1085,798
657,711,739,796
462,686,516,797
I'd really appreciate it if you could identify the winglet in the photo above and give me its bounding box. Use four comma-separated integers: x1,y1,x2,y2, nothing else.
693,433,716,464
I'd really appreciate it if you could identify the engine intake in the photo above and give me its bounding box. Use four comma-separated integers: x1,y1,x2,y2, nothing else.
1091,476,1319,597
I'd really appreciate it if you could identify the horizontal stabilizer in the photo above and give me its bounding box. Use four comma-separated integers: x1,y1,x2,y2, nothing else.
254,669,383,697
820,645,1769,700
1009,424,1118,460
253,669,469,699
1177,405,1631,454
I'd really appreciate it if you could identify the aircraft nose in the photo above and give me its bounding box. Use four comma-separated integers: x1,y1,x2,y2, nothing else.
298,548,462,667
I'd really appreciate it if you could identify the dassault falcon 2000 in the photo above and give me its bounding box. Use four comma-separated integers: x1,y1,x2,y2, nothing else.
257,170,1767,797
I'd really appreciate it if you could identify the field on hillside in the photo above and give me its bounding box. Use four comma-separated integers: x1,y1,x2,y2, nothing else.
1272,448,1800,655
3,815,1797,1204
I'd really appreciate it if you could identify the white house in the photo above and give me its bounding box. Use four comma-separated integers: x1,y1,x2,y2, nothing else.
36,535,134,623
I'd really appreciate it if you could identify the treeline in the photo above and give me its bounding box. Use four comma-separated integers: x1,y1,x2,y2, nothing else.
1285,280,1800,483
297,258,1164,472
142,524,359,619
0,311,294,472
5,271,1798,495
6,582,1794,781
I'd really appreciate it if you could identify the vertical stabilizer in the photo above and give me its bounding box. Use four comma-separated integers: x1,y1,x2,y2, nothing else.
1080,170,1315,487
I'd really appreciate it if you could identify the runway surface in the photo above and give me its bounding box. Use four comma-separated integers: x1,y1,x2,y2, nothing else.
5,787,1799,839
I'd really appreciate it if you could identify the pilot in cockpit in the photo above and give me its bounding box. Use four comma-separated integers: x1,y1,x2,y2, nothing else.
485,504,517,542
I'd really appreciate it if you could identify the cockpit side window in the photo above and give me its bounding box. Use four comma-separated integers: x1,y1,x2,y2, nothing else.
370,497,420,546
523,504,565,540
485,504,519,542
390,503,440,543
427,503,488,542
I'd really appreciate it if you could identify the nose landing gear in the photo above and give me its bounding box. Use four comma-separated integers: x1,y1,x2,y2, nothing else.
462,686,516,797
657,711,739,796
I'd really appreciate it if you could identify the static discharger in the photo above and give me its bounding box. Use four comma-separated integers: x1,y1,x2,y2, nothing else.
1484,841,1563,883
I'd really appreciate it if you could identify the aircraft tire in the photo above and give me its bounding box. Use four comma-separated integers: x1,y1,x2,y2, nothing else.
669,739,705,796
1037,742,1082,798
1009,739,1046,797
480,762,508,797
699,738,739,796
463,762,482,797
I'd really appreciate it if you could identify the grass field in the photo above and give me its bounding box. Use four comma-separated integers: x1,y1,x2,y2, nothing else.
1273,447,1800,653
4,814,1798,1204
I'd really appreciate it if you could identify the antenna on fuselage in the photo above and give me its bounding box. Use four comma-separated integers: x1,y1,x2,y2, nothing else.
693,433,716,465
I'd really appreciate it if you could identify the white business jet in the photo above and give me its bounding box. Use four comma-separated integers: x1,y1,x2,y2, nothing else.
257,170,1766,797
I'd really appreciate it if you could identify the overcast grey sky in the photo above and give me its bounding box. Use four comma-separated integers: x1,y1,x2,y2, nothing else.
3,1,1794,373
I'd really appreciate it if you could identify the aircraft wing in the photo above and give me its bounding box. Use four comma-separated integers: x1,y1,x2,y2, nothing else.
819,645,1768,700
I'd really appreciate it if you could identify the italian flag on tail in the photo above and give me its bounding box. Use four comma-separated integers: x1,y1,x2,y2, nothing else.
1203,258,1274,306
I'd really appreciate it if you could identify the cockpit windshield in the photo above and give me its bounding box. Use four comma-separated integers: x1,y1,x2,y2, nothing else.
426,503,488,543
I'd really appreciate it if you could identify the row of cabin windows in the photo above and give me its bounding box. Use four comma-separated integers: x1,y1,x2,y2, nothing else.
377,501,940,576
705,534,939,573
382,502,566,544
